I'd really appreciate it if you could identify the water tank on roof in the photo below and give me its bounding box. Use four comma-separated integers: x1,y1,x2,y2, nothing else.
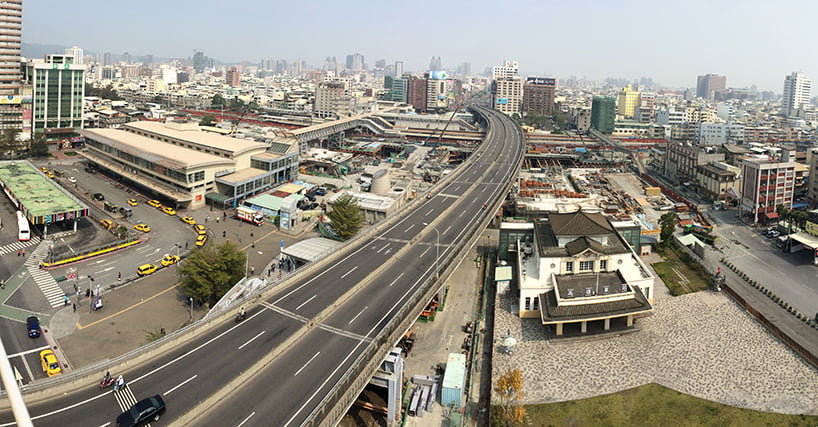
371,169,390,195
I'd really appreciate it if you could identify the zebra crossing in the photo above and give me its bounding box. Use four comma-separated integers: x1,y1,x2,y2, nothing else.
112,384,142,421
24,240,66,308
0,237,40,256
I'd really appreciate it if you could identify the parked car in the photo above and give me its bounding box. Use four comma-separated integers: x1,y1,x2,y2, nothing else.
180,216,196,225
93,193,105,201
196,234,207,247
147,199,162,208
100,219,114,230
314,187,327,196
194,224,206,235
26,316,40,338
137,264,158,276
67,176,77,184
162,207,177,216
116,394,165,427
161,254,180,267
126,198,138,206
40,349,61,377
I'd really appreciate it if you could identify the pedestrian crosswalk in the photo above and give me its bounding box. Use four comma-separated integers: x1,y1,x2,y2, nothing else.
0,237,40,256
112,383,138,415
24,240,65,308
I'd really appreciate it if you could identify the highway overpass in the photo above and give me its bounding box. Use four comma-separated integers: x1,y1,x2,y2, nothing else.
0,106,524,426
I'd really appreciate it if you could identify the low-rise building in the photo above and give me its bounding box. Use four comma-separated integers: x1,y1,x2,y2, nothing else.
696,162,739,202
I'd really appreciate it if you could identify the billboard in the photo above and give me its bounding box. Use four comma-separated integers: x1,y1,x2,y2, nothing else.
429,70,447,80
496,98,509,105
526,77,555,86
0,95,24,105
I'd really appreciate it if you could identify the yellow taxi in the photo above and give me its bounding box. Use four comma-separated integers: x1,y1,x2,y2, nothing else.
100,219,114,230
180,216,196,225
137,263,158,276
194,224,206,235
161,254,181,267
147,199,162,208
39,166,48,172
162,207,177,216
195,234,207,247
40,349,62,377
133,223,151,233
126,198,138,206
46,171,55,179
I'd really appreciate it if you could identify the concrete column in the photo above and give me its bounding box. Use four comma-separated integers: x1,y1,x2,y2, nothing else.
555,323,563,336
627,315,633,327
580,321,587,334
604,318,610,331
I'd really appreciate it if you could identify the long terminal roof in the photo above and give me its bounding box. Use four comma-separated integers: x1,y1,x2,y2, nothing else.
125,121,268,157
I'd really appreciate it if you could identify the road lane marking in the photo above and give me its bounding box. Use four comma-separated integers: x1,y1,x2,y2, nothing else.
387,272,404,287
77,283,179,330
237,412,255,427
348,307,367,325
164,374,197,396
293,352,320,377
7,345,49,358
98,423,111,427
93,267,114,275
238,331,266,350
458,211,465,217
443,225,451,235
295,295,317,311
419,247,431,258
340,266,358,279
21,356,33,384
376,243,390,253
404,224,415,233
425,209,434,216
260,301,308,323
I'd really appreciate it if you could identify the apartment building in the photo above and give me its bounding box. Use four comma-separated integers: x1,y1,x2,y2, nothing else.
739,157,796,224
521,77,555,116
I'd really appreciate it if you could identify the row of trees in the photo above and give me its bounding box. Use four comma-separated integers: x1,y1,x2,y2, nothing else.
510,110,567,133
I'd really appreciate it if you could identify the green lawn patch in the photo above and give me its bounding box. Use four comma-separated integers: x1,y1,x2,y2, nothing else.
510,383,818,427
651,244,710,295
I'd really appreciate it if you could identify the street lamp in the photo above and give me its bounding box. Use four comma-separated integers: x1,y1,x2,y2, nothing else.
423,222,440,280
189,297,194,320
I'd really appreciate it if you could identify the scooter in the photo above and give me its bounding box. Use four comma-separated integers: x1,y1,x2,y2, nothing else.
235,310,246,323
99,376,115,389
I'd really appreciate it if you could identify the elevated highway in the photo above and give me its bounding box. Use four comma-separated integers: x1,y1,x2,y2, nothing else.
0,106,524,426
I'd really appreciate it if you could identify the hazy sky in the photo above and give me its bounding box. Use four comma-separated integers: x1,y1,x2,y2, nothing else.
23,0,818,92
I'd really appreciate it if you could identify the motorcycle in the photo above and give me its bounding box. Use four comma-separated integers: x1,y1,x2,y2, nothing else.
99,376,115,389
235,310,246,323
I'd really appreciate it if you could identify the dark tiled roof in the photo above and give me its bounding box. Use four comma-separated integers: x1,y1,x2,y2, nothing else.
548,212,612,236
564,236,606,256
538,285,652,323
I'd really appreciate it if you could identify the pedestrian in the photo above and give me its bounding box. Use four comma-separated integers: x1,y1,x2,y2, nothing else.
64,295,68,306
21,249,24,256
72,303,76,312
205,216,208,223
252,241,255,248
223,211,227,220
117,272,121,281
210,205,213,212
16,250,19,257
185,242,189,249
0,280,4,289
223,231,226,238
250,266,255,275
216,216,219,223
250,232,254,238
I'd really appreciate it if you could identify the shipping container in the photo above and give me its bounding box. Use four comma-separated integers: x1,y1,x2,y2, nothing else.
441,353,465,408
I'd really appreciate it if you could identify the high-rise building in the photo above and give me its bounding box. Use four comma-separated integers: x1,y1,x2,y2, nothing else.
122,52,131,64
521,77,555,116
225,67,240,87
407,76,427,112
314,81,350,118
696,74,726,100
591,97,616,134
493,77,522,115
429,56,442,71
390,77,408,103
395,61,403,77
635,92,655,123
782,71,812,117
193,50,205,73
740,157,796,225
492,60,518,80
0,0,22,133
102,52,112,67
426,73,447,113
346,54,364,72
65,46,84,65
27,54,85,136
616,84,640,118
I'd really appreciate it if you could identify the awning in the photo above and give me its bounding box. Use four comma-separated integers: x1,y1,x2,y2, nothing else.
205,192,231,203
766,212,779,219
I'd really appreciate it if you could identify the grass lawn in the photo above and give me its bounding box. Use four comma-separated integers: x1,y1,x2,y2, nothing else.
515,383,818,427
651,244,711,295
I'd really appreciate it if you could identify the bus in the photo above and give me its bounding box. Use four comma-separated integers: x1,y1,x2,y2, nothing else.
16,210,30,241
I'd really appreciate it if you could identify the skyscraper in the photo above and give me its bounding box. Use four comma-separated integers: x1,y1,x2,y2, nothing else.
346,54,364,72
591,97,616,134
28,54,85,135
522,77,556,116
696,74,726,99
782,72,812,117
616,84,640,118
193,50,205,73
429,56,442,71
65,46,84,65
226,67,240,87
0,0,22,132
395,61,403,77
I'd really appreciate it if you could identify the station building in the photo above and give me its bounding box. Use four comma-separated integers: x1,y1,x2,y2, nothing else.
81,120,299,210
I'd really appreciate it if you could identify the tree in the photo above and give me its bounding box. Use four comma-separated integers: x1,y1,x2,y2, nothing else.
552,108,567,131
199,114,218,127
0,129,20,158
28,134,49,158
326,193,365,240
228,98,246,112
494,369,525,426
178,240,247,302
211,94,227,107
510,113,522,125
85,83,121,101
659,211,678,247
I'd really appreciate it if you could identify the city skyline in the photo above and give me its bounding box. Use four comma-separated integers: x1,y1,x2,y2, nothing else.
24,0,818,92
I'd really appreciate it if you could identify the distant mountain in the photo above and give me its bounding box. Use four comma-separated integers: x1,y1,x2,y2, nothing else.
21,42,76,60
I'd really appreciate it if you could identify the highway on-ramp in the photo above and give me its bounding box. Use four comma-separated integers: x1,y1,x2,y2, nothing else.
0,107,524,426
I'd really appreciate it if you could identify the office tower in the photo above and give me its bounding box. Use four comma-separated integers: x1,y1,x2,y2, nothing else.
193,50,205,73
103,52,112,66
492,60,518,80
458,62,471,76
696,74,726,99
522,77,556,116
0,0,22,132
390,77,408,103
395,61,403,77
591,96,616,133
27,54,85,135
122,52,131,64
429,56,442,71
407,76,427,112
616,84,640,118
782,72,812,117
426,73,447,113
375,59,386,69
65,46,84,65
493,77,522,115
346,54,363,72
226,67,240,87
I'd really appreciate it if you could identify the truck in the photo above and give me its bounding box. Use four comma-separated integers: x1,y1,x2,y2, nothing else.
236,206,264,226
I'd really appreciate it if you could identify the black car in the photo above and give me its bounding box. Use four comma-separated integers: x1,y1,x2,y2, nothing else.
93,193,105,201
116,394,165,427
26,316,40,338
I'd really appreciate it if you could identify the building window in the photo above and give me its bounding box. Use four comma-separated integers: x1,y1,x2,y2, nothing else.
532,296,539,311
600,260,608,271
579,260,594,271
524,297,531,311
565,261,573,272
645,287,650,300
